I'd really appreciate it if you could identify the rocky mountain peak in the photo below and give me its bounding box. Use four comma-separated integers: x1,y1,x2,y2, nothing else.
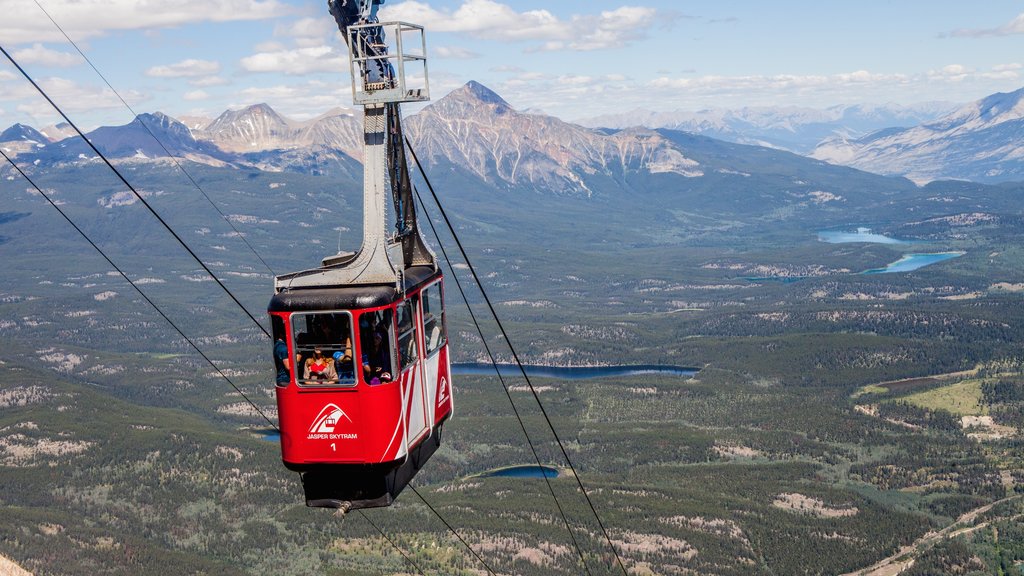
135,112,195,142
427,81,512,119
461,81,509,107
405,81,703,194
937,87,1024,130
203,103,294,152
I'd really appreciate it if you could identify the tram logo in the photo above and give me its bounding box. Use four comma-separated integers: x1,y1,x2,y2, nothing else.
309,403,352,434
437,377,448,407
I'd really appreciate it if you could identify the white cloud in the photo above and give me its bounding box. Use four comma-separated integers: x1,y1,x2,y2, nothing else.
275,17,336,48
275,17,334,39
12,44,79,68
183,90,209,101
433,46,480,59
231,80,352,119
951,12,1024,37
240,45,347,75
2,0,293,44
992,63,1022,72
480,63,1024,121
648,71,913,94
380,0,658,50
6,76,148,127
927,64,971,82
254,41,287,52
145,59,221,78
189,76,230,87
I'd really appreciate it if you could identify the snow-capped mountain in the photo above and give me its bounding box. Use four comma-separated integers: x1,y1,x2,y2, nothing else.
811,88,1024,184
0,123,49,155
32,112,232,166
578,102,955,154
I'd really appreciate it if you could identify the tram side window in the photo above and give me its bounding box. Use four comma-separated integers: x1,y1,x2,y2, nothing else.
272,315,292,387
359,309,394,384
422,282,446,356
396,297,419,371
290,312,356,386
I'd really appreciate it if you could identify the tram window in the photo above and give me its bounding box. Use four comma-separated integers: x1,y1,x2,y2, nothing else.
290,312,356,386
422,282,446,356
359,309,394,384
396,297,419,371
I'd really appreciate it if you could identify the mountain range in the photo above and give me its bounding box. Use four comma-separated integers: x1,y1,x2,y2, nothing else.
3,81,1024,190
811,87,1024,184
577,101,957,154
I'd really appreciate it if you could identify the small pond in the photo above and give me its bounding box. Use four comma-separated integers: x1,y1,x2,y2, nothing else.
480,465,560,479
256,429,280,442
818,227,911,244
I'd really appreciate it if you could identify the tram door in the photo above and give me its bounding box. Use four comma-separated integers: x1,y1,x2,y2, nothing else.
396,296,429,446
420,280,448,426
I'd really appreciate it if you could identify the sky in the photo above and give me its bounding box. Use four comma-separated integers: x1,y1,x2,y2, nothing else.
1,0,1023,130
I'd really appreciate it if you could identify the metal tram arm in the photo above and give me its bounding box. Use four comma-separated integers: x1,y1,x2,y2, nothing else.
274,3,433,293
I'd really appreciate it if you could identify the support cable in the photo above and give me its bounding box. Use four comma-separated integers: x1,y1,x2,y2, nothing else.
405,137,628,575
357,511,426,576
31,0,277,278
409,484,496,576
2,47,445,572
1,149,278,431
12,134,418,572
3,36,593,571
0,44,271,340
412,183,593,575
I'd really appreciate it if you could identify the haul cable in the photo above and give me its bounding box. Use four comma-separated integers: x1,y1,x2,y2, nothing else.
0,148,278,430
0,46,450,571
357,511,426,576
406,137,628,575
30,0,277,277
3,41,582,571
409,484,496,576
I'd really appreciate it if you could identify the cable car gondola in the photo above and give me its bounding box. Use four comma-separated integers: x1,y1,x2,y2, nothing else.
269,6,451,510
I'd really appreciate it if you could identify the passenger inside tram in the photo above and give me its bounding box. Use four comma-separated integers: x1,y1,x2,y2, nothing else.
359,310,394,384
291,312,357,385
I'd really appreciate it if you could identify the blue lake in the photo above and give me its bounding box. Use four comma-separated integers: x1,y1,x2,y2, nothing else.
818,228,911,245
861,252,964,274
257,430,280,442
480,465,560,479
452,363,698,379
744,276,806,284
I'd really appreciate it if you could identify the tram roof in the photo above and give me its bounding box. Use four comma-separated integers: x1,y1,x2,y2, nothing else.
269,266,440,312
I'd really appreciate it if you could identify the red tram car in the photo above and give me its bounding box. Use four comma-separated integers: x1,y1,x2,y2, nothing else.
269,9,450,509
270,266,452,509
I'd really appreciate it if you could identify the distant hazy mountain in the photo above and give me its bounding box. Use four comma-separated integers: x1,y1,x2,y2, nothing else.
811,88,1024,184
38,122,76,142
27,112,232,167
577,102,956,154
